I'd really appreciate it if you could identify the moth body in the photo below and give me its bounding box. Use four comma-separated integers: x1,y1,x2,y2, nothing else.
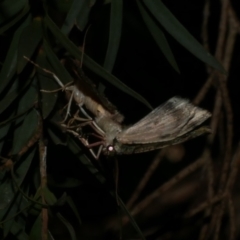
97,97,211,155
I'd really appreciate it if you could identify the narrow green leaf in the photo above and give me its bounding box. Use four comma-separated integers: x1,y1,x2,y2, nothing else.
0,179,14,211
0,15,31,95
76,0,96,31
38,74,58,119
49,0,73,13
57,213,77,240
66,136,107,185
27,213,53,240
0,80,36,150
44,15,152,109
17,17,43,73
14,147,36,186
42,187,57,205
12,109,39,155
0,0,27,24
35,52,59,118
28,187,42,216
142,0,226,73
61,0,86,34
0,4,30,35
9,220,29,240
66,197,82,226
0,76,32,115
137,1,180,73
0,123,11,152
29,214,41,240
17,78,38,114
0,150,33,237
118,197,146,240
103,0,122,72
43,40,73,85
47,125,67,146
67,136,145,239
1,193,23,237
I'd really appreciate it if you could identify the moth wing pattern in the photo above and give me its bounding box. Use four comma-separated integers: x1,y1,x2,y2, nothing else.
114,126,211,154
116,97,211,144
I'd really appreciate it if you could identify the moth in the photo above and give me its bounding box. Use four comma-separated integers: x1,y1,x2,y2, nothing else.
25,57,211,158
95,97,211,156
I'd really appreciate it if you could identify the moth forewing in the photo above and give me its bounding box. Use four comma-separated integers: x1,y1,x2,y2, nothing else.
116,97,211,145
113,126,211,155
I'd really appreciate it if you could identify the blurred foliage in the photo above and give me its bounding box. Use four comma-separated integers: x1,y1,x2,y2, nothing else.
0,0,223,239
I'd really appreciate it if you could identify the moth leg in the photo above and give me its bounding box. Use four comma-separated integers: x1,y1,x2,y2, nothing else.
77,136,104,160
78,107,105,137
60,90,74,124
68,110,92,126
84,140,104,160
40,81,73,94
62,122,104,159
23,56,73,89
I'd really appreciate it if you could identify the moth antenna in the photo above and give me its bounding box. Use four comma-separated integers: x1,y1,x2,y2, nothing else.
80,24,92,69
23,56,66,88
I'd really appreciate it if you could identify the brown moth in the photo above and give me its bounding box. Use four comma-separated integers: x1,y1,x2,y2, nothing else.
24,56,211,158
95,97,211,156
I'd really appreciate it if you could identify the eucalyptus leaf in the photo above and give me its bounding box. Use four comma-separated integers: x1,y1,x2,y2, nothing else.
61,0,86,35
42,187,57,206
0,15,31,96
66,136,145,239
10,221,28,240
0,123,11,152
28,188,42,216
17,17,43,73
0,179,14,211
12,109,39,155
76,0,96,31
44,15,152,109
118,197,146,240
17,77,38,114
142,0,226,73
66,136,106,185
66,197,82,226
137,1,180,73
103,0,122,72
0,4,30,35
0,0,27,24
0,75,33,115
57,213,77,240
29,214,41,240
43,40,73,85
48,126,67,146
1,191,28,238
1,193,23,238
0,149,34,216
38,74,58,119
8,220,29,240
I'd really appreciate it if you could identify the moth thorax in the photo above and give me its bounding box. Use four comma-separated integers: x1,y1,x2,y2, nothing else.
95,116,122,147
73,88,85,106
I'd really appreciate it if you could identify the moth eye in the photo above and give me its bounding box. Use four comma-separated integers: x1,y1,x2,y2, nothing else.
108,145,114,152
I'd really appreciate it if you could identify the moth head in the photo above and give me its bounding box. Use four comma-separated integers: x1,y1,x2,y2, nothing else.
107,145,114,152
102,144,116,156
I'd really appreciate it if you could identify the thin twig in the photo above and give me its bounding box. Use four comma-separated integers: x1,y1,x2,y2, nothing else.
130,157,205,217
39,138,48,240
126,149,166,209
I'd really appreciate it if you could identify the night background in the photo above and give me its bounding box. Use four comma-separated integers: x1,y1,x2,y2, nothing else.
0,0,240,239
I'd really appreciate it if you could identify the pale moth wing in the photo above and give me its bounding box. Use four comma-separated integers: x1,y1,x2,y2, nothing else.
116,97,211,145
114,126,211,154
